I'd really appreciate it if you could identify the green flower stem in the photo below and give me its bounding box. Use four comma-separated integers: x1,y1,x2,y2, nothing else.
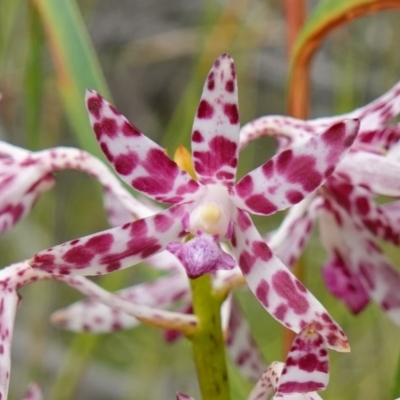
391,347,400,399
189,274,231,400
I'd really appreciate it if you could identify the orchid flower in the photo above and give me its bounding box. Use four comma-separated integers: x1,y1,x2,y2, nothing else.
177,324,329,400
319,193,400,321
239,80,400,323
22,383,43,400
0,142,152,234
0,261,198,400
29,54,360,351
240,80,400,243
49,183,266,380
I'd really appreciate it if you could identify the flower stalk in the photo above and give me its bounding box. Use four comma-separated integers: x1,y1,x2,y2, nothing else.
189,274,231,400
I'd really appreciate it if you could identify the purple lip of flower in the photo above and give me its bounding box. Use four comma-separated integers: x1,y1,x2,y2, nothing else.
29,53,360,351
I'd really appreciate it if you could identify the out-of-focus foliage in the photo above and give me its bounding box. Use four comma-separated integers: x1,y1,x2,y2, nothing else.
287,0,400,118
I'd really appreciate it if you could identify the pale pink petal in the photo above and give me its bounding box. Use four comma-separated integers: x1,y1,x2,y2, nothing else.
3,261,196,335
37,147,154,219
0,141,31,161
191,54,239,186
272,393,323,400
336,150,400,197
358,125,400,151
0,144,153,233
0,288,18,400
176,393,195,400
0,154,55,233
227,298,267,382
22,383,43,400
239,115,313,150
103,188,137,227
322,253,370,314
163,302,193,343
51,273,189,333
145,250,185,273
167,232,235,278
247,361,284,400
276,327,329,396
233,120,359,216
230,211,349,352
240,81,400,150
381,201,400,227
268,197,319,268
29,204,188,275
319,202,400,326
54,275,197,331
86,90,200,203
326,176,400,245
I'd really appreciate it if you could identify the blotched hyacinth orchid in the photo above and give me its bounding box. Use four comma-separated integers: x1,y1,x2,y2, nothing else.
0,259,198,400
240,80,400,324
0,141,152,234
22,383,43,400
0,140,199,399
30,54,360,351
178,325,329,400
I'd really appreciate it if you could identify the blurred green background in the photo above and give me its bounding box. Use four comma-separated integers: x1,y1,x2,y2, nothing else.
0,0,400,399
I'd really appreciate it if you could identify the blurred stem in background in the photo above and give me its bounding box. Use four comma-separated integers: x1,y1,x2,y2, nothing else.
24,3,44,151
282,0,307,358
162,0,249,152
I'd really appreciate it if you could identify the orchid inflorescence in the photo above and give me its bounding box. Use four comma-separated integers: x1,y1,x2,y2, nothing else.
1,53,400,399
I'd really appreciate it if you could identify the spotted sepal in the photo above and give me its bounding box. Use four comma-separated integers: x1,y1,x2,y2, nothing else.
86,90,200,204
191,54,240,186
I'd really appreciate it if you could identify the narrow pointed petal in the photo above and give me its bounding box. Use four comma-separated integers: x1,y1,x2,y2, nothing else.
51,273,189,333
319,203,400,325
276,326,329,396
268,197,318,268
322,253,369,314
337,151,400,197
22,383,43,400
176,393,195,400
2,261,196,335
191,54,240,186
103,187,156,228
145,250,186,273
29,204,187,275
227,298,267,382
272,393,323,400
0,144,154,233
358,125,400,151
86,90,200,203
240,80,400,151
103,188,137,227
239,115,313,150
326,176,400,245
247,361,284,400
163,302,193,342
0,155,55,233
0,141,31,161
233,120,359,216
230,211,349,352
0,289,18,400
